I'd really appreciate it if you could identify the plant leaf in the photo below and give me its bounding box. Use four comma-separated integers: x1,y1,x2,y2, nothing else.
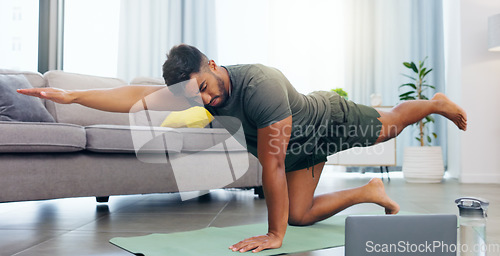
410,62,418,73
415,137,421,142
332,88,348,97
420,56,428,68
425,115,435,123
420,95,429,100
400,96,417,101
422,84,435,89
399,91,415,97
427,135,432,143
403,62,413,69
423,117,431,124
423,68,433,77
401,74,417,81
432,132,438,138
399,83,417,89
420,68,427,79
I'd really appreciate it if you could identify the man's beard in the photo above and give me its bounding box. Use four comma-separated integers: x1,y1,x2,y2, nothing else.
206,73,228,108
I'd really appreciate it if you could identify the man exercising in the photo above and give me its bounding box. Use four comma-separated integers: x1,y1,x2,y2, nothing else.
18,44,467,253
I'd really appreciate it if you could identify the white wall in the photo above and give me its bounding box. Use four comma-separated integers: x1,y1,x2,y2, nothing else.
459,0,500,183
443,0,462,179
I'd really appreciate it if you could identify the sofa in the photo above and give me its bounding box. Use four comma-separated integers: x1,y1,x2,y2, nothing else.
0,69,263,203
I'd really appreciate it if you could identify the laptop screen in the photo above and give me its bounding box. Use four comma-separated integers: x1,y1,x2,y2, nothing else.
345,214,457,256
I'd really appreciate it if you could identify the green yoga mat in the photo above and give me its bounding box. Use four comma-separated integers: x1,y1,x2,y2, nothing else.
110,211,416,256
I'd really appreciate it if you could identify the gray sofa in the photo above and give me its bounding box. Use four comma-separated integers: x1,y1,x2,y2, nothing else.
0,69,263,203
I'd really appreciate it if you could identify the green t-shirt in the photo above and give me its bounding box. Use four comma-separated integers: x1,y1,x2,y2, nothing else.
206,64,335,171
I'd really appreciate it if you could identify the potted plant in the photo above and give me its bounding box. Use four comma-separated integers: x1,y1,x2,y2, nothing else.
399,57,444,183
331,88,348,100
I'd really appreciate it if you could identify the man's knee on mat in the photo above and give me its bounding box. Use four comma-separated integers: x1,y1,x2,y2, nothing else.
288,214,315,227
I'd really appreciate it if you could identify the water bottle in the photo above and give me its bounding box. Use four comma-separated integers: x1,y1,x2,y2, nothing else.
455,197,489,256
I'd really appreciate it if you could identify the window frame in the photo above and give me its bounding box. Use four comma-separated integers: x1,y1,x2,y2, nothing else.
38,0,64,73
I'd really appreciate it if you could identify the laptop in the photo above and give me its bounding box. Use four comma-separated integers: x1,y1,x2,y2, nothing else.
345,214,457,256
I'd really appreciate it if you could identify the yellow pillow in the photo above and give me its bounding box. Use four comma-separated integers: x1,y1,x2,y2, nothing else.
160,106,214,128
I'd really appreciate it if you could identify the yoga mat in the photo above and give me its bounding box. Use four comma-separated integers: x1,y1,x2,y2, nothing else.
110,211,417,256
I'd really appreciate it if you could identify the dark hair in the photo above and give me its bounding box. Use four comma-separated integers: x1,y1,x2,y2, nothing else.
162,44,208,89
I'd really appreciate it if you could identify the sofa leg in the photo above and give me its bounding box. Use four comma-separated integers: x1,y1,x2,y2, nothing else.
96,196,110,203
253,186,265,199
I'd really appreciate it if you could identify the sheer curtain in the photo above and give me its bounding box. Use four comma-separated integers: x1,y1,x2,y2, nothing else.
215,0,346,94
266,0,346,94
117,0,217,82
345,0,447,165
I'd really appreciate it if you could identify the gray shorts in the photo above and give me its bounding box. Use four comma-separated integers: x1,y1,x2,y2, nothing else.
285,92,383,172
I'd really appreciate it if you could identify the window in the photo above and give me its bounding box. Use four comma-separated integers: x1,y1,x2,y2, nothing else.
215,0,346,94
0,0,39,71
63,0,120,77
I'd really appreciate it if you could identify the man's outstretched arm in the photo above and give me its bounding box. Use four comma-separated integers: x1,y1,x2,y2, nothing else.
229,116,292,253
17,85,193,113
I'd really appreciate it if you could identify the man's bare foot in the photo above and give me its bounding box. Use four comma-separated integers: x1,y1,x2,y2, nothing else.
365,178,400,214
431,93,467,131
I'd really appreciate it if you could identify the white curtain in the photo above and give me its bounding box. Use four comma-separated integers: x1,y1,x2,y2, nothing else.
215,0,346,95
266,0,346,94
345,0,448,166
117,0,217,82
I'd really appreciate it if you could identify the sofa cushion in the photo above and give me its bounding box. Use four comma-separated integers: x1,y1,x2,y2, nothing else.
0,121,85,152
131,110,169,127
85,125,183,153
174,128,247,152
130,76,165,85
43,71,130,126
0,69,51,109
0,74,55,122
0,69,45,89
132,111,244,152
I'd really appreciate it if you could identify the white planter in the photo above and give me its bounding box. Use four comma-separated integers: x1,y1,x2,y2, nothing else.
402,146,444,183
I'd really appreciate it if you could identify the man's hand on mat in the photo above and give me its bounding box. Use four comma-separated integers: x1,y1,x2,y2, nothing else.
17,88,74,104
229,232,283,253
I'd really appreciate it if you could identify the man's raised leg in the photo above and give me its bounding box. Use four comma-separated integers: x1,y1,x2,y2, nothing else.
285,162,400,226
375,92,467,143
